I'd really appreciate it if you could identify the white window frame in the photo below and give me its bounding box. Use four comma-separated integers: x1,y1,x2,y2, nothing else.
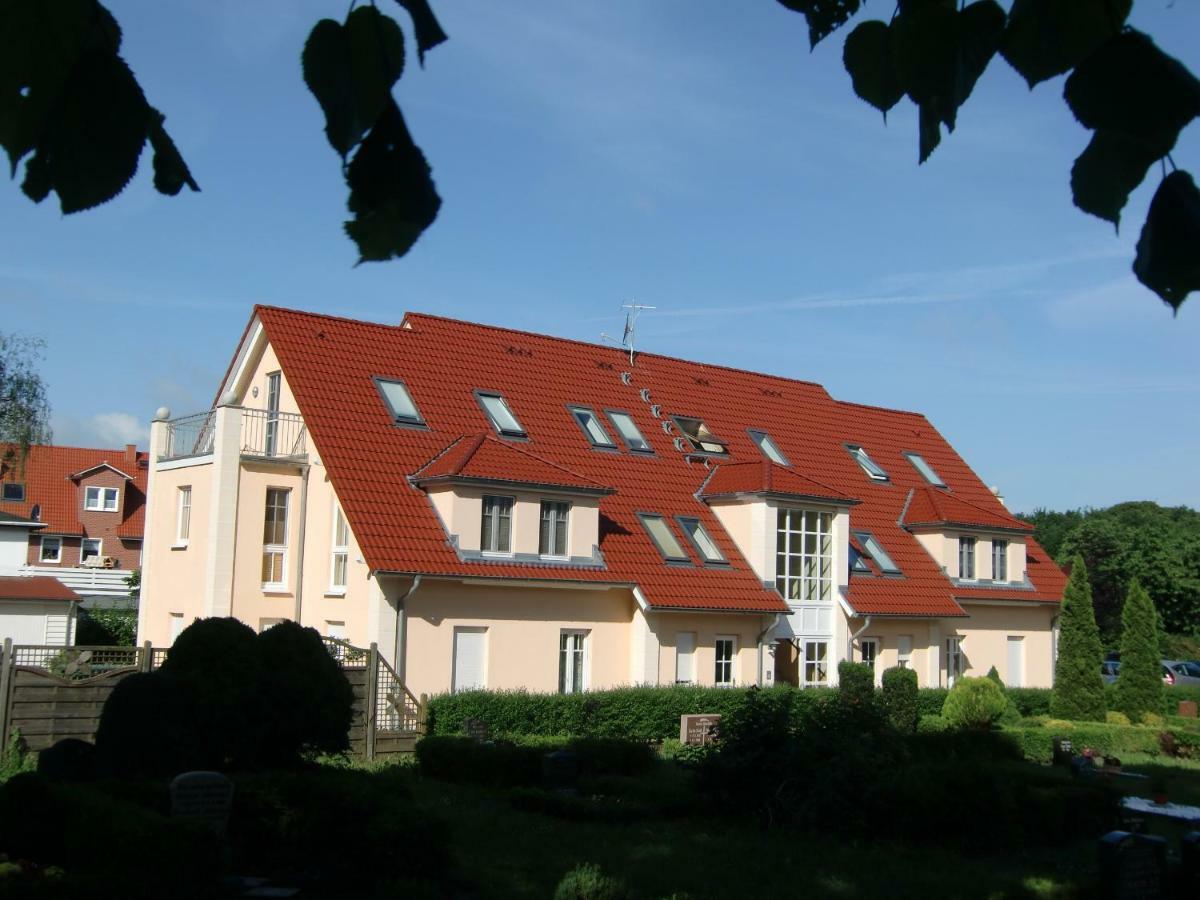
677,516,727,565
803,640,829,687
326,620,346,640
568,406,616,449
262,487,290,590
175,485,192,546
1,482,24,502
748,429,789,466
329,504,350,593
39,535,62,564
604,409,652,453
539,500,570,559
897,635,913,670
476,392,526,438
903,452,946,487
264,371,282,456
84,486,120,512
992,539,1008,582
847,445,889,481
374,377,425,426
853,530,900,575
859,637,880,674
169,612,186,644
638,513,690,563
959,536,976,580
559,629,588,694
715,636,737,685
945,636,964,688
481,495,515,555
452,626,488,692
675,632,697,684
776,508,834,602
80,538,102,563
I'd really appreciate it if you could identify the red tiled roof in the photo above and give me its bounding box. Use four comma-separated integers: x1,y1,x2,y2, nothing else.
699,460,854,504
0,576,78,602
0,444,149,539
252,306,1064,616
413,434,614,494
903,486,1033,532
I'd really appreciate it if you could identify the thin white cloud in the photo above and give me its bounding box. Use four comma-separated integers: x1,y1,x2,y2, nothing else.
51,412,147,450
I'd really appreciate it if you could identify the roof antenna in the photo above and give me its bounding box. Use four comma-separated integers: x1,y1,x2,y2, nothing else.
600,301,656,366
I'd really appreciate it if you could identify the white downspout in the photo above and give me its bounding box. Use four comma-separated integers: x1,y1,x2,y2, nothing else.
394,574,422,682
847,615,872,661
756,614,783,686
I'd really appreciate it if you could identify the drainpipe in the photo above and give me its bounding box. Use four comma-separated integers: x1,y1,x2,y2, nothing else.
292,464,310,624
394,574,422,682
847,615,872,661
1050,613,1060,686
756,613,783,687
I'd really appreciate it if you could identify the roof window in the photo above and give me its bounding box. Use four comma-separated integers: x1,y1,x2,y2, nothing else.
1,483,24,502
904,452,946,487
677,516,727,565
853,531,900,574
569,406,616,449
606,410,652,453
847,444,888,481
477,392,526,438
748,430,788,466
849,543,871,573
374,378,425,426
638,513,689,563
672,416,727,455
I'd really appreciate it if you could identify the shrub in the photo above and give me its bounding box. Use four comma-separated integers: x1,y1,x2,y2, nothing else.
35,739,95,781
74,608,137,645
1106,711,1131,726
0,729,35,783
1007,688,1053,717
1114,580,1164,722
94,672,197,777
985,665,1003,686
881,666,918,732
837,661,874,709
916,688,949,717
1141,712,1164,727
917,714,951,734
942,677,1009,729
554,863,630,900
1051,557,1106,721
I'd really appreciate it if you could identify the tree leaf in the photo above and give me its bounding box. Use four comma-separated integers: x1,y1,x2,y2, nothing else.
1064,31,1200,153
775,0,863,50
954,1,1006,111
918,101,941,164
20,47,149,213
893,4,958,130
147,108,199,196
842,20,903,119
1001,0,1131,90
392,0,448,66
1133,170,1200,313
302,19,358,158
346,6,405,138
1070,130,1159,228
344,99,441,263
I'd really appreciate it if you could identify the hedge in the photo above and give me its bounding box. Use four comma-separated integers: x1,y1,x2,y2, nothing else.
1001,722,1198,764
415,735,655,787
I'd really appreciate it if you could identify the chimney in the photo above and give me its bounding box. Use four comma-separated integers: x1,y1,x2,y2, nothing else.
125,444,137,468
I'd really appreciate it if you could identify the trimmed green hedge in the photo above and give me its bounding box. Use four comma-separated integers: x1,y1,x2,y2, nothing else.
1001,722,1200,763
415,735,655,787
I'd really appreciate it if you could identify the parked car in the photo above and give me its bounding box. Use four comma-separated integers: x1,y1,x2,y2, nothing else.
1101,660,1120,684
1163,659,1200,687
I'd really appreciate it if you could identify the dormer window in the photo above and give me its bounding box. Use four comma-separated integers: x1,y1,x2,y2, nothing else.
481,495,514,553
748,430,788,466
672,416,727,455
959,536,976,580
476,392,526,438
847,445,888,482
1,483,24,502
677,516,727,565
904,452,945,487
375,378,425,426
84,486,119,512
853,531,900,575
638,513,689,563
606,410,652,453
569,406,616,449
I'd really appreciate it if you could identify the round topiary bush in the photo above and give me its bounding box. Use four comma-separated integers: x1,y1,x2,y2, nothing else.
881,666,919,733
942,677,1009,730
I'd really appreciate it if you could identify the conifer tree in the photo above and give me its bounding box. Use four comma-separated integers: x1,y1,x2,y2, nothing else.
1114,579,1164,722
1050,556,1106,721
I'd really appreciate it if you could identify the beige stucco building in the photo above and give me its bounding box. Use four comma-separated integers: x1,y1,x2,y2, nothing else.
139,307,1065,697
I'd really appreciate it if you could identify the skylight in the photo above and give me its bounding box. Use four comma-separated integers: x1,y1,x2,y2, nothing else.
748,430,789,466
639,513,689,562
904,452,946,487
375,378,424,425
606,410,652,452
847,445,888,481
569,406,616,448
849,544,871,573
677,516,727,564
672,416,727,455
477,392,526,437
853,531,900,574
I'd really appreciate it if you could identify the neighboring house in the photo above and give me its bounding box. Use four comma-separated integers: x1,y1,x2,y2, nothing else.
0,444,148,606
139,306,1065,696
0,576,79,646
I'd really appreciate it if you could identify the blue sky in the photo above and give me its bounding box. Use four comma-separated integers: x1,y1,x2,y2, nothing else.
2,0,1197,515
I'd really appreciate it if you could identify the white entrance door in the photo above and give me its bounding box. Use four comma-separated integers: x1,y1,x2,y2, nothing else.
1006,636,1024,687
453,627,487,692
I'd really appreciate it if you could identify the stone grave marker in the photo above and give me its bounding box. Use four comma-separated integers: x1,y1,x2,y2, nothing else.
542,750,579,793
680,714,721,746
1178,700,1198,719
464,717,491,742
170,770,234,836
1051,736,1073,767
1097,830,1167,900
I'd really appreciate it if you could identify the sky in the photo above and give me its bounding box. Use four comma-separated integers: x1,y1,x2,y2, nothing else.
2,0,1198,515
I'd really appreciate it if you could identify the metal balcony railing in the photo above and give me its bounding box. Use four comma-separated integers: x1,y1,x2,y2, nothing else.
241,408,307,459
162,411,216,460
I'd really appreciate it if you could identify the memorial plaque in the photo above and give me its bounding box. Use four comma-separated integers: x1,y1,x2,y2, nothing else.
1179,700,1198,719
1097,831,1166,900
464,718,491,742
680,714,721,746
1051,737,1073,767
170,771,234,835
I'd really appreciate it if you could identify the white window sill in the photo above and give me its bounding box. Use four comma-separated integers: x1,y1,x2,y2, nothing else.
171,542,189,550
539,554,570,562
262,587,291,596
480,550,514,558
324,589,346,598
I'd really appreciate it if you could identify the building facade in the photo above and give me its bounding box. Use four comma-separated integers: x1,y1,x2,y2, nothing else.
139,307,1065,696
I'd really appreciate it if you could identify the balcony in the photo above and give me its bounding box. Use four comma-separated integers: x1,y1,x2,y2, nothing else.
160,408,307,462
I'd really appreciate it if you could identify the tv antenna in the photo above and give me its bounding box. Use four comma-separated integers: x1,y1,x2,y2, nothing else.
600,302,656,365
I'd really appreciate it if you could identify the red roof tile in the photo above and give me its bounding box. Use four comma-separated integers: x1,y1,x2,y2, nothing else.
251,306,1064,616
0,576,79,602
0,444,148,539
413,434,614,494
903,486,1033,532
699,460,854,504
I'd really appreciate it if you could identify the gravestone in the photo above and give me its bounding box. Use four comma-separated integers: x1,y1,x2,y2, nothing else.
1097,831,1167,900
1051,736,1073,767
680,714,721,746
170,771,234,836
542,750,579,794
463,718,490,742
1179,700,1198,719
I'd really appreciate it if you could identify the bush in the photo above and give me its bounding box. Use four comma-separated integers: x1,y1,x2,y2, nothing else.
917,714,951,734
554,863,630,900
1140,712,1164,727
74,608,137,645
1051,556,1106,721
1007,688,1053,717
1002,722,1173,763
0,729,35,783
1106,711,1131,726
942,677,1009,729
94,672,197,777
881,666,918,733
916,688,949,718
1114,580,1164,722
837,661,874,709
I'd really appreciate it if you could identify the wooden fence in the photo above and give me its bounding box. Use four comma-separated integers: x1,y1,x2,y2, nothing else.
0,638,423,760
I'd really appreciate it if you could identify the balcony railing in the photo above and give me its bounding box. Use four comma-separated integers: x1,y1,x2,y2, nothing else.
160,408,307,462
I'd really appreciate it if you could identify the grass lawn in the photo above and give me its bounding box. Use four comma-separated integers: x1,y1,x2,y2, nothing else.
400,761,1098,899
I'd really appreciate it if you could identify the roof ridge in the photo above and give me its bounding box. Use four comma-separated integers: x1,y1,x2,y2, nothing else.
1,442,147,457
910,485,1028,529
411,433,480,479
479,436,609,489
